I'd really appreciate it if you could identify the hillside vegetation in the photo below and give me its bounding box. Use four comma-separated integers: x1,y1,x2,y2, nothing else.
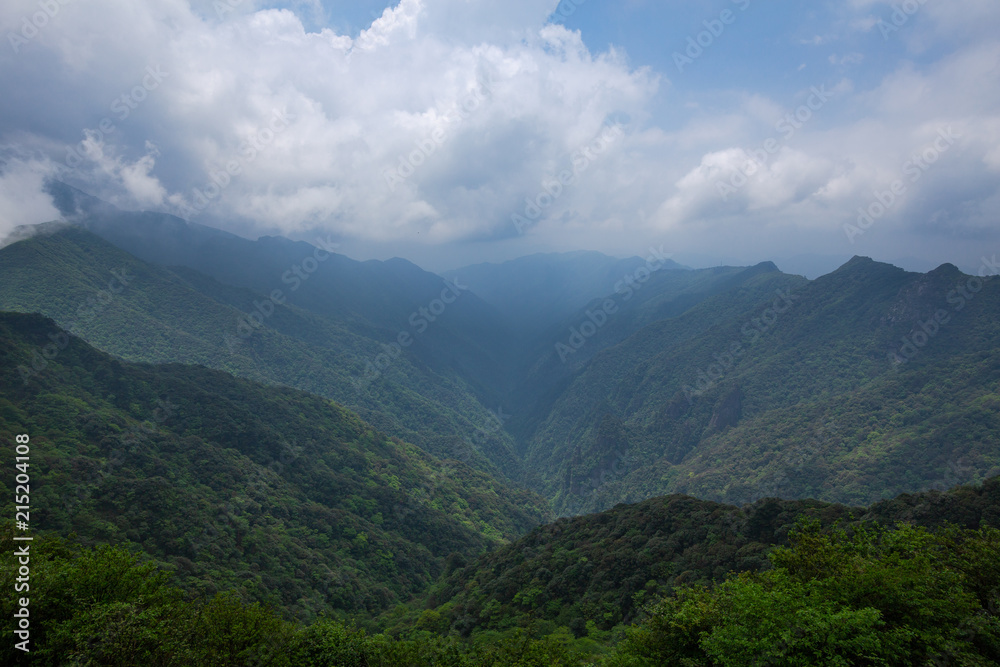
401,475,1000,639
0,225,523,480
3,196,1000,663
5,196,998,517
0,312,550,622
522,257,1000,513
3,477,997,665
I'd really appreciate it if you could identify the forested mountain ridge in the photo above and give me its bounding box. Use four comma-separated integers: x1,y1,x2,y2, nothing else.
47,181,517,406
0,225,525,480
0,311,552,622
527,255,1000,513
4,189,999,520
503,261,805,454
400,475,1000,641
4,474,994,665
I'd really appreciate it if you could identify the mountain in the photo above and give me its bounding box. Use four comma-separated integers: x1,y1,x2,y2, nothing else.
773,253,852,279
6,187,1000,521
442,249,683,339
4,464,995,665
402,476,1000,639
0,224,524,480
0,311,551,622
525,256,1000,513
47,182,517,407
502,261,799,448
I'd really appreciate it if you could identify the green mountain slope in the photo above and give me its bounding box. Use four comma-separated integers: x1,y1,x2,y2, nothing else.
442,250,683,339
47,181,518,406
504,262,798,450
6,194,999,523
0,226,523,479
407,476,1000,638
3,472,995,666
0,312,551,621
607,520,1000,665
528,257,1000,513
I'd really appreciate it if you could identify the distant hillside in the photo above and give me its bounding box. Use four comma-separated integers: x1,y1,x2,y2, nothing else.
0,225,524,480
407,476,1000,637
525,256,1000,513
503,261,798,449
442,250,683,339
2,476,996,666
47,181,517,407
0,312,551,621
6,187,999,521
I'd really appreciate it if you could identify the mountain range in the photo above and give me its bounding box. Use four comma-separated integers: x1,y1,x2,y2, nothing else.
2,184,999,663
3,184,997,516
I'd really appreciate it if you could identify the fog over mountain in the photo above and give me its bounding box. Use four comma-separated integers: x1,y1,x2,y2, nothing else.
2,2,1000,664
2,0,1000,274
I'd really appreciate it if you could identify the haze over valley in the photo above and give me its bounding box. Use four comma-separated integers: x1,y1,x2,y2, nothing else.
2,0,1000,664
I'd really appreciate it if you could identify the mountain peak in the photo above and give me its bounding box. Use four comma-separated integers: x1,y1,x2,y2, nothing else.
44,180,116,219
830,255,909,277
927,262,964,279
729,260,781,282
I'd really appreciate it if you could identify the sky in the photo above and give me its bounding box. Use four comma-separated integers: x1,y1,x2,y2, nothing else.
0,0,999,275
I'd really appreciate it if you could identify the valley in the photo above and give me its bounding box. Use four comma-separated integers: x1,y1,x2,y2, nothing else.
5,187,998,515
1,188,998,664
4,1,999,662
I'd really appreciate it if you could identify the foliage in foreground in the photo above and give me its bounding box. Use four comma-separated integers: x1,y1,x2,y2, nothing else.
4,518,999,666
608,522,1000,666
0,529,598,666
411,476,1000,640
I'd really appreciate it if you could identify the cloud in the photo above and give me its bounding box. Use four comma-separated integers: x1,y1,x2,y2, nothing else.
829,53,864,66
646,7,1000,260
0,156,61,243
0,0,997,269
1,0,661,245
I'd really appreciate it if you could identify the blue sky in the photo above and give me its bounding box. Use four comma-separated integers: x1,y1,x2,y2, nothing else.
291,1,950,131
1,0,999,275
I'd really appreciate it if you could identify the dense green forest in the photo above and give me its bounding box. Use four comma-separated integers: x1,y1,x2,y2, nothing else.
3,479,997,665
396,476,1000,640
0,312,550,622
0,307,998,663
4,204,999,517
0,525,597,666
525,257,1000,513
2,201,999,663
606,521,1000,666
0,224,524,481
48,181,516,407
